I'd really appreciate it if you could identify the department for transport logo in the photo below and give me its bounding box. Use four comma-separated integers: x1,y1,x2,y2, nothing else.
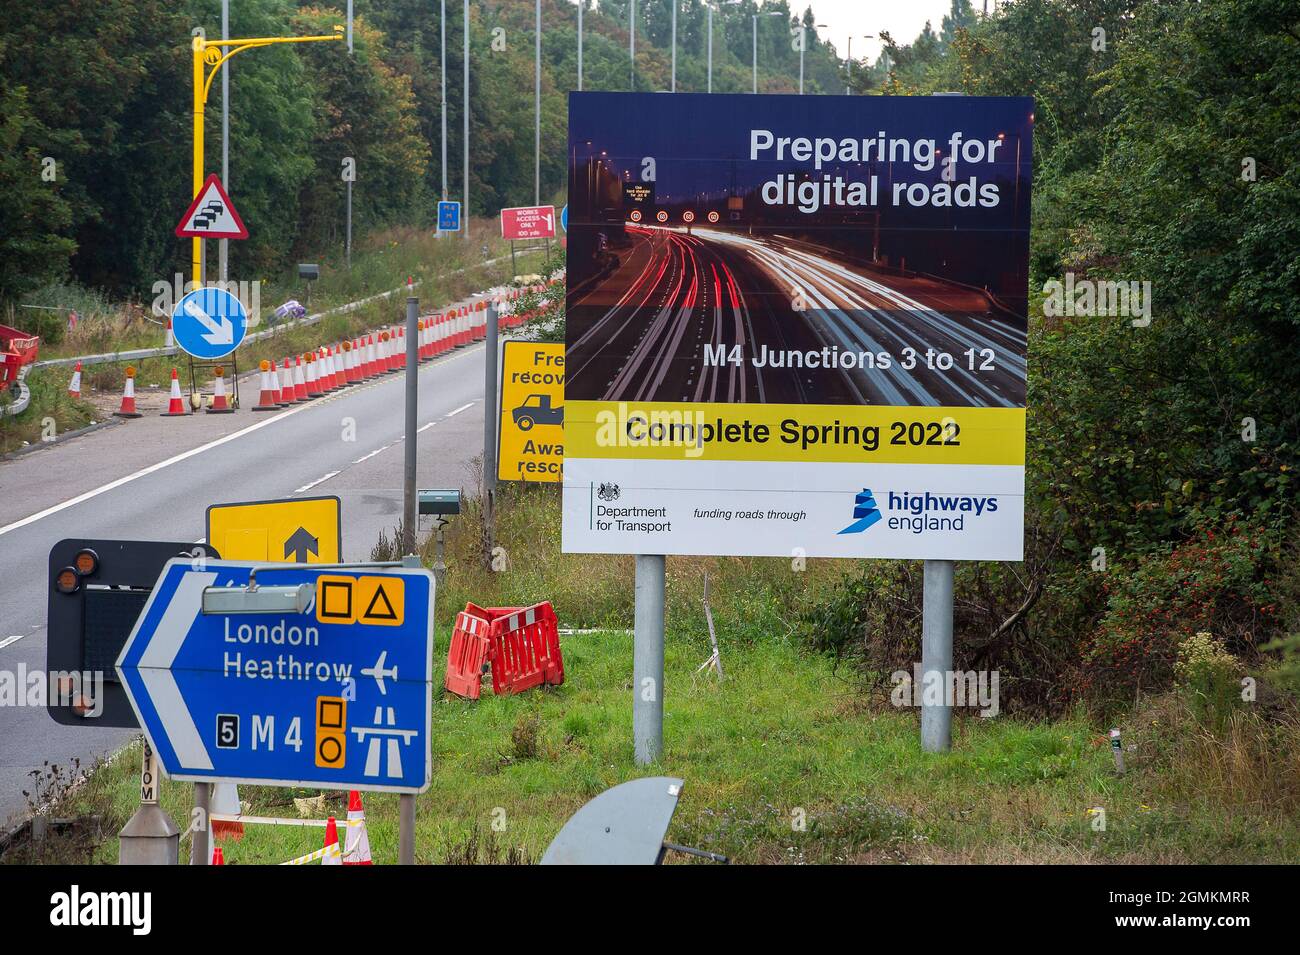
597,482,621,502
838,488,882,534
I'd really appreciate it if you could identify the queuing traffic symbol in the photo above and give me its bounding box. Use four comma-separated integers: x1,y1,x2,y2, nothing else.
171,287,248,360
206,496,341,565
115,559,435,792
437,200,461,232
175,174,248,239
500,204,556,239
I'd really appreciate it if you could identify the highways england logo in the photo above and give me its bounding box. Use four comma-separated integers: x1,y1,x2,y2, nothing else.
839,488,1000,536
838,489,882,534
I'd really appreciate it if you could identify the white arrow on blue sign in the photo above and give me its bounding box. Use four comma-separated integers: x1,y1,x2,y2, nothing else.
116,559,435,793
171,287,248,360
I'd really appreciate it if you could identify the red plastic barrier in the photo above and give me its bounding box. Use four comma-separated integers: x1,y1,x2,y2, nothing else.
444,606,493,699
443,601,564,699
487,601,563,695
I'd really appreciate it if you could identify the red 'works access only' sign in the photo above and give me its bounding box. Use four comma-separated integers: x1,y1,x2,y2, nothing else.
500,205,556,240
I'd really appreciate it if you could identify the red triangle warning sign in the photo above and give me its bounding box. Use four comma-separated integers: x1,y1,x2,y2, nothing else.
175,174,249,240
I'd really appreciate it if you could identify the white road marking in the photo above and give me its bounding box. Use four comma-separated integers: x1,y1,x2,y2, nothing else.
0,635,25,651
352,448,386,464
294,471,340,494
446,402,474,417
417,422,436,433
0,394,318,539
0,341,488,540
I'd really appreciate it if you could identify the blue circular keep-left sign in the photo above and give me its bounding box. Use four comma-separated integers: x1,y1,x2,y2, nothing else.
560,204,568,232
172,286,248,360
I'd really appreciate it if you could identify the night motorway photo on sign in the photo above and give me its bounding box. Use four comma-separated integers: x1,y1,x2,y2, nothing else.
565,92,1032,409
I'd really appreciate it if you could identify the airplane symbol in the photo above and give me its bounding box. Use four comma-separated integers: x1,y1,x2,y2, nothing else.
361,651,398,695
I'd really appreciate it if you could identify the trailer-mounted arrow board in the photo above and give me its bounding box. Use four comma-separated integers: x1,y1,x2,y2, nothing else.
175,174,248,239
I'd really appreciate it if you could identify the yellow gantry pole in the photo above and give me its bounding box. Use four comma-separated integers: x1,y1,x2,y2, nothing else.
190,30,345,287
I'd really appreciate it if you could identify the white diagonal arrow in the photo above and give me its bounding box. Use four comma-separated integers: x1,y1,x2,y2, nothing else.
137,571,215,771
183,298,234,346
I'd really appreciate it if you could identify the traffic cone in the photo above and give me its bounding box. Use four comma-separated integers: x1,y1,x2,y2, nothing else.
293,355,308,401
251,360,280,411
113,366,142,418
279,358,295,405
305,353,323,398
397,326,406,369
322,816,342,866
207,366,233,413
342,791,373,865
212,846,225,865
67,361,82,399
324,347,340,391
211,782,243,840
160,368,190,416
365,334,378,376
335,345,351,389
346,340,361,383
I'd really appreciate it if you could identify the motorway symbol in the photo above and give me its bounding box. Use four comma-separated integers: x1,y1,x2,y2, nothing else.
171,286,248,359
437,200,461,232
115,559,435,792
207,496,341,565
283,527,319,563
175,174,248,239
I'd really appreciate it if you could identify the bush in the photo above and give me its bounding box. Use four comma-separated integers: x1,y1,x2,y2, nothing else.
1174,631,1242,729
1080,517,1282,709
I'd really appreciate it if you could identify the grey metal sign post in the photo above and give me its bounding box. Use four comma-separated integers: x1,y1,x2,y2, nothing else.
634,555,666,764
920,559,955,752
404,296,419,554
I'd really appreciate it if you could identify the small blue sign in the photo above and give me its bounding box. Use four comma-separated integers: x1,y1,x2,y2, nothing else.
117,560,435,793
560,204,568,232
437,200,461,232
171,287,248,360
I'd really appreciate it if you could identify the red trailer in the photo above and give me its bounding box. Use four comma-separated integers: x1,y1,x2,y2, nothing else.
0,323,40,399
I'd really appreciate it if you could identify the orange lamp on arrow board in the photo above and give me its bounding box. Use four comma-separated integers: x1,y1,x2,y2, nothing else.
205,496,342,564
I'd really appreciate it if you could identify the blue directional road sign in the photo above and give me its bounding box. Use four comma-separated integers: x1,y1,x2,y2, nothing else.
116,559,435,793
437,200,461,232
171,286,248,360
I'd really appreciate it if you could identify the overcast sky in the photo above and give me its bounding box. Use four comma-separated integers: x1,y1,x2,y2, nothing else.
799,1,974,61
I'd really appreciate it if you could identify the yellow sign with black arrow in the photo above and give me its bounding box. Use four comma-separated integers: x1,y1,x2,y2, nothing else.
206,495,342,564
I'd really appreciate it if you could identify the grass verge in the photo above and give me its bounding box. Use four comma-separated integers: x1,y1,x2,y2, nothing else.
11,485,1299,864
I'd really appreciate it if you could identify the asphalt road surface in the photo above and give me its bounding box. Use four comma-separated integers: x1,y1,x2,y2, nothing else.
568,224,1026,407
0,319,491,829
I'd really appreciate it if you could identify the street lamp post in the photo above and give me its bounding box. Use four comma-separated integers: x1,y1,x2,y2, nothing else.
752,11,782,94
463,0,469,241
844,34,873,95
534,0,541,205
629,0,636,90
799,23,829,95
190,28,344,287
441,0,447,202
707,4,712,92
577,0,583,91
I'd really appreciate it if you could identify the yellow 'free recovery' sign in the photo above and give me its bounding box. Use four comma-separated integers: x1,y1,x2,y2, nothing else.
498,341,564,482
206,496,342,563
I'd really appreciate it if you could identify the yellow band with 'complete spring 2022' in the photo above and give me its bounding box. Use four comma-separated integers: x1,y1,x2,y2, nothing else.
564,401,1025,466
